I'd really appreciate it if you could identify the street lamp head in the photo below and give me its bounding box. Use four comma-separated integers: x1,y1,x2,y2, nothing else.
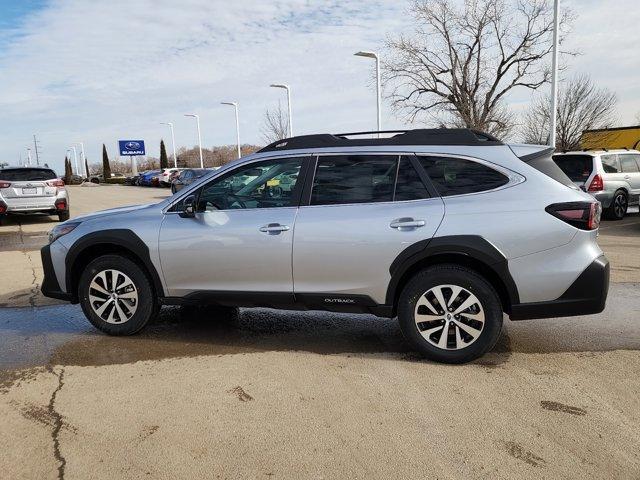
355,51,378,59
270,84,289,90
221,102,238,107
184,113,198,119
160,122,173,126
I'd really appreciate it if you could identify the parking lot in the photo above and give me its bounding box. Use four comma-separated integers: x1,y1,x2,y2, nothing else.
1,185,639,479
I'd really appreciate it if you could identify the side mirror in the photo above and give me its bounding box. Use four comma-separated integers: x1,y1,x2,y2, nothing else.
179,194,196,218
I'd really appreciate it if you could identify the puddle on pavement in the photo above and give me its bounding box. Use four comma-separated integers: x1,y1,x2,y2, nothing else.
1,282,638,372
0,304,411,370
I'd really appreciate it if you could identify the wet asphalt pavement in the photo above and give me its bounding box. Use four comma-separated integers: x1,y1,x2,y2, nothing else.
1,282,638,371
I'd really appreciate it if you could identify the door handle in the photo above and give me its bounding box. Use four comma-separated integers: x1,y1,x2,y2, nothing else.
259,223,290,234
390,218,426,229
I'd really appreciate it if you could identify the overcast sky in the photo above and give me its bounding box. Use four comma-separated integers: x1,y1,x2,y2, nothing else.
0,0,639,173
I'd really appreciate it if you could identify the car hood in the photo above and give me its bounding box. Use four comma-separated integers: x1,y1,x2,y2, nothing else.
74,203,155,222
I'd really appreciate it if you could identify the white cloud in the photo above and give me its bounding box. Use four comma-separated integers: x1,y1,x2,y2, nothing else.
0,0,638,172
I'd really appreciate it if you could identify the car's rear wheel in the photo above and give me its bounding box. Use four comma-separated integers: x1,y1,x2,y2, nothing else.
605,190,627,220
58,211,70,222
397,264,503,363
170,184,176,194
78,254,157,335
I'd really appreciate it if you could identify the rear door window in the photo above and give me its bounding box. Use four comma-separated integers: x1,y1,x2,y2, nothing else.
552,154,594,182
620,155,640,173
600,155,620,173
0,168,57,181
311,155,397,205
417,156,508,196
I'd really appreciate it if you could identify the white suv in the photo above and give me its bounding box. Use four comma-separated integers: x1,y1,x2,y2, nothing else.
553,149,640,219
41,129,609,363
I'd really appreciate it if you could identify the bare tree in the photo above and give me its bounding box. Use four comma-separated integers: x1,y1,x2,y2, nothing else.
635,111,640,125
384,0,572,138
522,74,617,150
261,101,289,144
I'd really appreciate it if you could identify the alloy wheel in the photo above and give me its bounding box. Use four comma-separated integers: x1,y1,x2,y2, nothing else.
614,193,627,218
414,284,485,350
88,269,139,323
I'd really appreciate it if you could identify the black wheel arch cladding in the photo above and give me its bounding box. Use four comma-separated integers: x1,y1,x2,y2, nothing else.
65,229,165,300
386,235,520,309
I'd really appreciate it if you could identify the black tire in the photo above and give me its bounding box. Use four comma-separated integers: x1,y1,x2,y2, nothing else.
58,211,70,222
604,190,627,220
78,254,158,335
170,184,176,194
397,264,503,364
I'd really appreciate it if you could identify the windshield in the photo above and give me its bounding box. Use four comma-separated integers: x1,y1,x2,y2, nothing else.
552,154,593,183
0,168,57,181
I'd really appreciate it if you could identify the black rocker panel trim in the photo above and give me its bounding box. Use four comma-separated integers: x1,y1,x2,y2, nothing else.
386,235,520,308
162,291,393,317
510,255,609,320
65,229,165,301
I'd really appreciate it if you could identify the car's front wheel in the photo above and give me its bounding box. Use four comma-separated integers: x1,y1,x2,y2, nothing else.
78,254,158,335
397,264,503,363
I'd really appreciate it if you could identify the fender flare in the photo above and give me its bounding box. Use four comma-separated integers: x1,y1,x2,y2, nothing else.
386,235,520,308
65,229,165,298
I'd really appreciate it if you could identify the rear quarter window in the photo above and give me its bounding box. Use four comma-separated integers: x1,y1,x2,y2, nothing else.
418,156,509,197
521,150,575,188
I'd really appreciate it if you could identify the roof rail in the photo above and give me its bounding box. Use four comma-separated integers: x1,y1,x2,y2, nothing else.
258,128,503,153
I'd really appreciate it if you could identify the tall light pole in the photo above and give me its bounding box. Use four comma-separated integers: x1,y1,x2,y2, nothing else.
160,122,178,167
184,114,204,168
27,148,32,166
355,51,382,137
270,84,293,137
75,142,87,177
549,0,560,148
69,146,79,174
221,102,241,159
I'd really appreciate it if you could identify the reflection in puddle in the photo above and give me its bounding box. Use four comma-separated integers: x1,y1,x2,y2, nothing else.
0,304,408,370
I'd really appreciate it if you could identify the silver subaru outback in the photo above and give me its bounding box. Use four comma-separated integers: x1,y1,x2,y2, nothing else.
41,129,609,363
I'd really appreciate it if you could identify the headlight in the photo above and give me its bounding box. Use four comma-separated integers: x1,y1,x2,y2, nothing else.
48,222,80,244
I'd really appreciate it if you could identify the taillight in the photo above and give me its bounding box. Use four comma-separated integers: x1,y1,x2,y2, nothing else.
54,199,67,211
46,179,65,187
588,174,604,192
0,201,6,214
0,180,11,188
546,202,601,230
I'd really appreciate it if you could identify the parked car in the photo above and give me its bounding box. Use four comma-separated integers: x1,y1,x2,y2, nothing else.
171,168,212,193
138,170,161,187
158,168,182,187
553,149,640,220
89,172,126,184
0,167,69,224
41,129,609,363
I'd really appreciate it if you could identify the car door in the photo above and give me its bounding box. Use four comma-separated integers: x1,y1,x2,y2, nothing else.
158,156,309,297
619,153,640,197
292,154,445,305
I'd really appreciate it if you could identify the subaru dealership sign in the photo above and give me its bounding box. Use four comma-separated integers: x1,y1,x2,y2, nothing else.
118,140,146,156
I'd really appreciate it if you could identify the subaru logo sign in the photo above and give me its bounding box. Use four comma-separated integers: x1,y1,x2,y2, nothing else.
118,140,146,156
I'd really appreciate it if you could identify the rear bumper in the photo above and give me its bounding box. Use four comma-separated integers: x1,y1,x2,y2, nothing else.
40,244,73,302
3,194,68,213
510,255,609,320
592,191,614,208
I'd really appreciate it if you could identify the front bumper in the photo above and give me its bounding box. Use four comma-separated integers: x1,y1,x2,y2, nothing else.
40,244,73,302
510,255,609,320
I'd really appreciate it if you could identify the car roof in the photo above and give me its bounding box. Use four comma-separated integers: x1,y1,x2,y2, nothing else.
258,128,502,154
554,149,640,156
